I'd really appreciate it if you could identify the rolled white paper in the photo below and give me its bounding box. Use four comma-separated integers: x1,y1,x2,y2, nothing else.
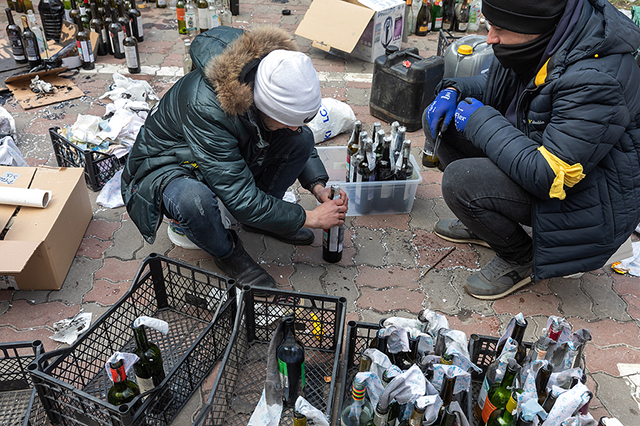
0,187,52,208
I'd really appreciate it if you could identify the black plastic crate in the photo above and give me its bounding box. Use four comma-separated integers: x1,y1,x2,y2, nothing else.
29,253,237,426
192,286,348,426
0,341,48,426
437,29,461,57
338,321,473,424
49,127,128,192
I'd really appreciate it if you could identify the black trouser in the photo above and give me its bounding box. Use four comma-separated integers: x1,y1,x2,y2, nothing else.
436,126,534,264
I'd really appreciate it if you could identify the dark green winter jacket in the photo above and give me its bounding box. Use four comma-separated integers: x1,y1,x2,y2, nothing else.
121,26,328,243
439,0,640,280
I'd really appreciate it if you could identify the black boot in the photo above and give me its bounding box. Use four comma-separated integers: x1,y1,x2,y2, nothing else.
214,230,276,288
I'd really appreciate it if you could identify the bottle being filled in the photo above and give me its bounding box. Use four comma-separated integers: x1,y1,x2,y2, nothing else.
322,183,345,263
107,358,141,406
21,15,42,68
74,14,95,69
132,323,165,393
6,8,27,64
277,316,305,408
414,0,431,36
123,19,141,73
346,120,362,182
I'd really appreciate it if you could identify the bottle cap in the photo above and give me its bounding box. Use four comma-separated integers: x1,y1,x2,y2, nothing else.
457,44,473,55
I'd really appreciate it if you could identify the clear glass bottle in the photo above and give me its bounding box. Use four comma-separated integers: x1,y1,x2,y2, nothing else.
183,38,192,75
341,376,374,426
27,10,47,57
184,0,196,35
156,0,166,8
196,0,208,32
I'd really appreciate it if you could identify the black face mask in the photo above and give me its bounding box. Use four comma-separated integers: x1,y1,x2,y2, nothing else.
492,29,555,75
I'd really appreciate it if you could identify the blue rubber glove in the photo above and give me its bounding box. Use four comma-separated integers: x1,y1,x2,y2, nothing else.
425,88,458,138
454,98,484,133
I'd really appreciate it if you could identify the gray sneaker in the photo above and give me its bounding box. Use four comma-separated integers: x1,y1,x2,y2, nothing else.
465,255,533,300
434,219,491,248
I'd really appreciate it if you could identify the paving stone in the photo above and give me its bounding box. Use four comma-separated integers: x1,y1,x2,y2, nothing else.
356,266,421,290
91,196,127,222
612,273,640,297
448,268,496,316
526,278,553,295
446,312,501,338
413,229,469,251
415,184,443,200
585,345,640,375
493,293,561,318
261,236,295,264
290,263,326,295
293,245,357,267
358,286,424,314
353,227,386,267
81,302,111,324
409,198,439,230
51,257,103,305
433,198,455,220
166,247,213,266
568,318,640,348
437,248,481,270
77,237,113,259
549,277,597,320
13,290,50,304
84,218,121,240
136,221,174,258
582,274,632,321
352,215,410,230
420,269,460,315
84,279,133,306
261,264,294,290
623,294,640,318
360,309,389,325
420,170,443,185
416,246,454,268
105,218,145,260
95,258,143,282
0,300,80,329
236,227,267,260
0,302,8,317
172,386,203,426
592,372,640,424
322,265,358,310
0,326,57,351
383,230,418,267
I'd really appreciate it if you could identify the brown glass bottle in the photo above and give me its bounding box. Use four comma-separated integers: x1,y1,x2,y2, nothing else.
89,0,108,55
20,15,41,68
122,17,140,73
435,373,456,425
6,8,27,64
74,15,95,69
107,2,124,58
127,0,142,42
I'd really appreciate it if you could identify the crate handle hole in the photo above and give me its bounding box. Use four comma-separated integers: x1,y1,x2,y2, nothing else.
118,404,130,413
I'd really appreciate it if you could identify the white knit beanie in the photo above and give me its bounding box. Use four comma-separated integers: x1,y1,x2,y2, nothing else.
254,50,322,127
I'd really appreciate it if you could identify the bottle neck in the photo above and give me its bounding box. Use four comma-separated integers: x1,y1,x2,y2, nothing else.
133,325,150,351
282,317,296,340
535,365,552,395
501,366,518,389
351,380,366,404
21,16,29,30
511,319,527,345
439,375,456,407
7,9,15,25
110,362,127,383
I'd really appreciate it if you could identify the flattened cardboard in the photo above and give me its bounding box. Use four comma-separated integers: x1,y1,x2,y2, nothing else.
0,168,36,232
0,166,92,290
5,67,84,110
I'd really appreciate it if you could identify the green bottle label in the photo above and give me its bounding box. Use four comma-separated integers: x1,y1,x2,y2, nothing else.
278,358,288,389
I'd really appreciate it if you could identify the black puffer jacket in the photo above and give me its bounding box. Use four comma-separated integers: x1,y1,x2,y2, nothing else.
439,0,640,280
121,26,328,243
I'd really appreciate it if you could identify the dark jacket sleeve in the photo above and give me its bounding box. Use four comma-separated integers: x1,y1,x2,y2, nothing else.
184,104,307,234
436,72,488,100
464,69,630,200
298,146,329,191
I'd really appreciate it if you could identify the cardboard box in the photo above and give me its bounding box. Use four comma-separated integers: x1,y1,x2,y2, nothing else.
296,0,405,63
0,166,92,290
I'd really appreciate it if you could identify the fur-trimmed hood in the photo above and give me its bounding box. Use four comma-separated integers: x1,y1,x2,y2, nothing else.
204,25,298,116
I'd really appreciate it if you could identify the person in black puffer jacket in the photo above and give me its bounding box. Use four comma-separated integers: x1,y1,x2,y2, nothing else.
121,26,348,289
423,0,640,299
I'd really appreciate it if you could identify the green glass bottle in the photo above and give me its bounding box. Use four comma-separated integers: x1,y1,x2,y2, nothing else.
481,362,519,424
107,359,141,406
486,390,519,426
132,323,165,392
176,0,186,34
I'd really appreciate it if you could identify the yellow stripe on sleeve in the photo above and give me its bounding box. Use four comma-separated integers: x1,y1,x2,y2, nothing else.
537,146,585,200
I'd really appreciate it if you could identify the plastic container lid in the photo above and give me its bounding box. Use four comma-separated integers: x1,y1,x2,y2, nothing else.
457,45,473,55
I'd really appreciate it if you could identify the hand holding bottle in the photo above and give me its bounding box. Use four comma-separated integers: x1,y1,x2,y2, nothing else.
425,88,458,138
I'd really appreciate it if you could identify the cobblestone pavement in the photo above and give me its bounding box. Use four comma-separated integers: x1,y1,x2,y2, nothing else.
1,1,640,425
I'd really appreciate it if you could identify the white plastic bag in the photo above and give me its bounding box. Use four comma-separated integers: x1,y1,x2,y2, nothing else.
308,98,356,144
0,136,28,167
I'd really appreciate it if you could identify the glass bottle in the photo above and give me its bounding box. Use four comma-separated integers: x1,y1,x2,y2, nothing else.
116,0,127,33
401,0,411,42
277,316,305,408
481,362,520,424
6,8,27,64
27,10,47,57
183,38,192,75
21,15,42,68
373,129,385,164
38,0,65,42
69,0,79,23
437,405,457,426
431,0,442,30
184,0,196,35
407,404,425,426
102,0,114,54
443,0,454,31
107,359,141,406
454,0,469,32
207,1,219,29
414,0,430,36
196,0,208,32
176,0,186,34
535,363,552,406
63,0,72,20
355,137,375,215
8,0,15,10
79,0,89,28
293,411,307,426
15,0,25,12
322,183,345,264
23,0,34,11
108,3,124,58
156,0,166,8
132,324,164,393
127,0,142,42
436,373,456,425
90,0,108,55
346,120,362,182
397,140,413,180
341,376,374,426
74,14,95,69
541,387,559,413
486,389,518,426
495,318,528,365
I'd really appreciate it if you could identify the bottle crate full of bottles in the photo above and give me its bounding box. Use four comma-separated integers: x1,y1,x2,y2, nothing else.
317,146,423,216
28,253,237,426
192,286,348,426
0,340,48,426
